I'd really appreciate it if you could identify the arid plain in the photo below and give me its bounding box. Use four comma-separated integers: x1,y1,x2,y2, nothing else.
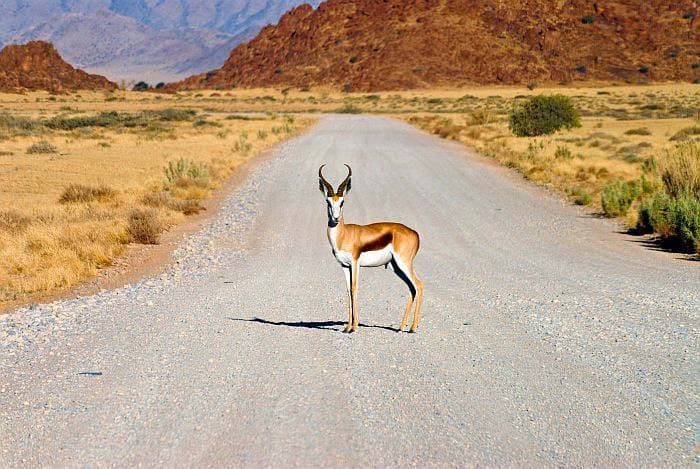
1,83,698,308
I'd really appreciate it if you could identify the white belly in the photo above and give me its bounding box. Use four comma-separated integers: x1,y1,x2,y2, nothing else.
359,246,393,267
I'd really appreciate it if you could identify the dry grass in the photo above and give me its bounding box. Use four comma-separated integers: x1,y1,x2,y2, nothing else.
0,94,313,307
660,141,700,198
403,83,700,214
126,208,163,244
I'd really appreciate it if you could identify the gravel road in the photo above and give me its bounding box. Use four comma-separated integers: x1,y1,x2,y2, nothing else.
1,115,698,466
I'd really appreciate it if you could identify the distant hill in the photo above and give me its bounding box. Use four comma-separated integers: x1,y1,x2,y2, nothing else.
0,41,117,93
171,0,699,92
1,1,321,84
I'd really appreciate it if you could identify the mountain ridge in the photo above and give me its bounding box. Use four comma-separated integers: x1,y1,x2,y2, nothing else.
1,1,321,83
0,41,118,93
170,0,699,92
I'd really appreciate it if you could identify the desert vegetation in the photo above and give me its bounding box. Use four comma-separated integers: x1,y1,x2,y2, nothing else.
0,83,697,307
404,85,700,255
0,93,312,308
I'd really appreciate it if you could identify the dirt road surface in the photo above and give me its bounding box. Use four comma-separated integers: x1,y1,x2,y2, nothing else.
1,116,698,466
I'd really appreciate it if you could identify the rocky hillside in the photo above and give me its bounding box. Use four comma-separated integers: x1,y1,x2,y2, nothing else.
2,1,321,83
172,0,699,92
0,41,117,93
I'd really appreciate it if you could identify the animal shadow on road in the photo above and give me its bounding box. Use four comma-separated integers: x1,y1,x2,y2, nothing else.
227,317,397,332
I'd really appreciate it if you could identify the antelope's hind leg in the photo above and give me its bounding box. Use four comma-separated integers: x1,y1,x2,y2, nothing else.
408,272,424,332
390,257,417,332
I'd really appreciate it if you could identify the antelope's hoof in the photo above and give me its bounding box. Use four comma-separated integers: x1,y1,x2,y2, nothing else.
343,325,352,333
408,327,417,333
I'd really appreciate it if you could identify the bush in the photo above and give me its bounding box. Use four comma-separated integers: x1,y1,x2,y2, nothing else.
59,184,116,203
601,179,645,217
669,126,700,142
660,141,700,198
509,95,581,137
127,209,162,244
155,108,196,121
624,127,652,136
26,141,57,154
164,159,209,187
637,192,700,253
336,104,362,114
132,81,150,91
554,145,573,160
467,109,496,126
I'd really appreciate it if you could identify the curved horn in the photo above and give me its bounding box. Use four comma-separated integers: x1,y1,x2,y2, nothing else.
318,164,334,196
337,164,352,195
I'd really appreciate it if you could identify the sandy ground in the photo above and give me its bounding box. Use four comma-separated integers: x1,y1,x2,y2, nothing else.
1,116,698,466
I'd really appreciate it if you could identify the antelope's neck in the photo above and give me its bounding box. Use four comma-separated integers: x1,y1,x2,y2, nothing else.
327,216,344,252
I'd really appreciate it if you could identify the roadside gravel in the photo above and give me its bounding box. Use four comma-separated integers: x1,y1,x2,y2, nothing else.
1,115,698,466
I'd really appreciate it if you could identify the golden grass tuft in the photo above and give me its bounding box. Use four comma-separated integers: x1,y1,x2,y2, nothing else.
126,209,163,244
660,142,700,197
0,210,32,234
59,183,117,204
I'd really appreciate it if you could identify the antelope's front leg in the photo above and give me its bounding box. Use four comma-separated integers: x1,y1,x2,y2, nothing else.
350,261,360,332
342,266,352,332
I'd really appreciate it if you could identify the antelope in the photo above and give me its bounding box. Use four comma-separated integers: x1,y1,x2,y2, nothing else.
319,164,424,333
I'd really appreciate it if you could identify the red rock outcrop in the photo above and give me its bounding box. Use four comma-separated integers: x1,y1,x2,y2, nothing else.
170,0,699,91
0,41,118,93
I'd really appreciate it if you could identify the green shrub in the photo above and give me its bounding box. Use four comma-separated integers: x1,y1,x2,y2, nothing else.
509,95,581,137
601,179,644,217
132,81,150,91
637,192,700,253
164,158,209,187
668,195,700,252
567,187,592,206
554,145,573,160
257,130,268,140
0,112,41,134
574,192,592,206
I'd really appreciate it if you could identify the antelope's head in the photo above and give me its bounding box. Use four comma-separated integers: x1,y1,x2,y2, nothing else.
318,164,352,226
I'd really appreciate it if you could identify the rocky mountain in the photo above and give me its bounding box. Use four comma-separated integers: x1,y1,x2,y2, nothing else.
1,1,321,84
172,0,699,92
0,41,117,93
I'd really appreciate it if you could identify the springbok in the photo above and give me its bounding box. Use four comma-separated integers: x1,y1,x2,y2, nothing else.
319,164,424,333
